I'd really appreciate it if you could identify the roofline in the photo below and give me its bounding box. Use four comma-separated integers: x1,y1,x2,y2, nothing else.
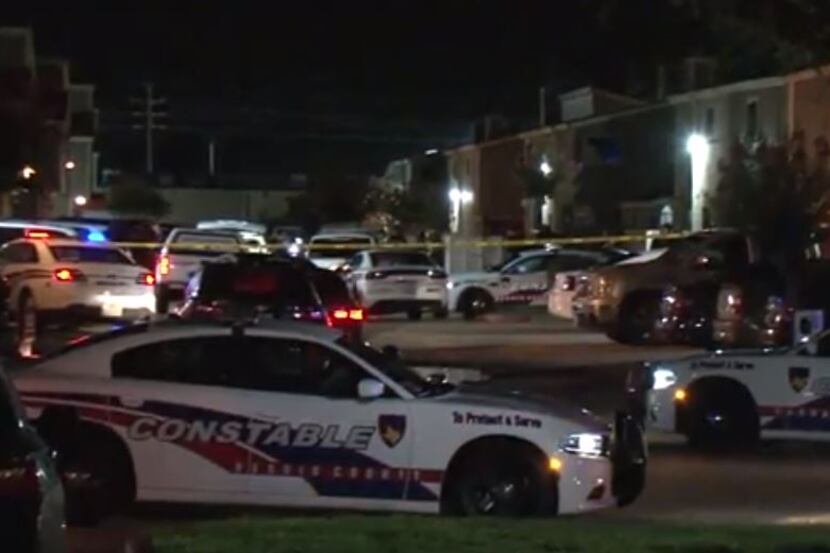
668,75,786,103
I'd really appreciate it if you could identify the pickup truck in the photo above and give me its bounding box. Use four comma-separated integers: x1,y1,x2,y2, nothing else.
154,228,244,313
575,230,763,344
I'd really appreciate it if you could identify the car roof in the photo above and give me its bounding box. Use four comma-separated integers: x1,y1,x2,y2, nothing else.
0,220,78,234
12,238,116,249
311,232,375,241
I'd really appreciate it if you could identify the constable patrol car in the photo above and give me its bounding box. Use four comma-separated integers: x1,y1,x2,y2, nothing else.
646,329,830,447
13,320,644,522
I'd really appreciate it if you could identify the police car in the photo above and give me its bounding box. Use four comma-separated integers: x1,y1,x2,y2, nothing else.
645,329,830,448
447,248,618,320
13,320,644,522
0,238,156,355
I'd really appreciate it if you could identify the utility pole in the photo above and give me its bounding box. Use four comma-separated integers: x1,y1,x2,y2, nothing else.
130,82,167,174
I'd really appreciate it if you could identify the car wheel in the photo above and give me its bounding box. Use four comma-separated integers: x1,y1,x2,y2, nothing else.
685,383,759,450
461,290,494,321
17,291,38,358
407,308,423,321
155,285,170,315
615,294,660,345
451,448,551,516
61,432,134,526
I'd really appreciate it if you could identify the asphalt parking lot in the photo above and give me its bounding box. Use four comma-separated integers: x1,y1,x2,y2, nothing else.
13,308,830,551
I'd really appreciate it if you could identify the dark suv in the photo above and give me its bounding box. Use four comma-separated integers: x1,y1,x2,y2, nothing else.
0,368,65,552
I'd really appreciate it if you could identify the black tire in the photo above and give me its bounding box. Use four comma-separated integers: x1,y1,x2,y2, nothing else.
446,445,554,516
684,381,760,450
407,308,423,321
155,284,170,315
613,293,660,345
460,289,494,321
61,430,134,526
433,307,449,320
16,291,38,359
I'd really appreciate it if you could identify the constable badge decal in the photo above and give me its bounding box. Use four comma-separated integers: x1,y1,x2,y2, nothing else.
789,367,811,393
378,415,406,448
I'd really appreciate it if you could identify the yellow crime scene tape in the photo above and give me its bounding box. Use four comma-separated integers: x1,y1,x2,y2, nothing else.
105,232,690,252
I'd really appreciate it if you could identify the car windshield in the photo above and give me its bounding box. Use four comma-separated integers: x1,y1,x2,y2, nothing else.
340,340,443,397
50,245,133,264
369,252,433,267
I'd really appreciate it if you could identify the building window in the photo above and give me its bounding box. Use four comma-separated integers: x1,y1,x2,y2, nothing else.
704,107,715,136
746,99,759,139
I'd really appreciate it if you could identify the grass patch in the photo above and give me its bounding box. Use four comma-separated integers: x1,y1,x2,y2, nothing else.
154,515,830,553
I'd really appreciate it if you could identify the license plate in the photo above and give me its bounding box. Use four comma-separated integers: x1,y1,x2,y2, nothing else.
102,303,123,318
394,281,417,294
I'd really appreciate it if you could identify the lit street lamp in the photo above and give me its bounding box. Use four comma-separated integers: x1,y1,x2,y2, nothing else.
64,160,76,170
74,195,88,207
20,165,36,180
686,133,710,231
539,160,553,177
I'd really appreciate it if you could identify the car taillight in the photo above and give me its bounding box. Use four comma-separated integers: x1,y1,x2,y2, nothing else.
331,308,364,321
53,268,85,282
137,273,156,286
156,255,172,277
24,229,52,239
0,455,40,499
366,271,387,280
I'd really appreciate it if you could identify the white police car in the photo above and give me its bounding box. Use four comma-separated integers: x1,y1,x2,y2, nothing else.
14,320,644,522
447,249,611,320
645,329,830,448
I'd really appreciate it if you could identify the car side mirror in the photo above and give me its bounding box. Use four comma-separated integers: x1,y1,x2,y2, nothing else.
358,378,385,400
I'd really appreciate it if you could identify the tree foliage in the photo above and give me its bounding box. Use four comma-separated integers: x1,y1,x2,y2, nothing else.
107,175,170,218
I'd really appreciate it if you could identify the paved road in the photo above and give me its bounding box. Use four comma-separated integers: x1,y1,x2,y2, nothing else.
26,311,830,536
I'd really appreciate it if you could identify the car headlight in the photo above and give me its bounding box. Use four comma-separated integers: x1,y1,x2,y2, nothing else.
652,368,678,390
559,432,607,458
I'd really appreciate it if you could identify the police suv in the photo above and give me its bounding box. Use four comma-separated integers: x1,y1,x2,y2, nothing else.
645,329,830,447
14,320,644,522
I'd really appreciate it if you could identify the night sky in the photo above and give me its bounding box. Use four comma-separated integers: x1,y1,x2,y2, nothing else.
1,1,821,177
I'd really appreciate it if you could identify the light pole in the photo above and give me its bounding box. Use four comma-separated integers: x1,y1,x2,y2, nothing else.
686,134,710,231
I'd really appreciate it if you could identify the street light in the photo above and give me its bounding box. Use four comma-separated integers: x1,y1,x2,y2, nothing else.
64,160,76,170
686,133,710,231
73,195,88,207
539,160,553,177
20,166,36,180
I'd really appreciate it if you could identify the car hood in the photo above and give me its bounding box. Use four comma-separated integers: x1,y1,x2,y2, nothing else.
431,383,607,432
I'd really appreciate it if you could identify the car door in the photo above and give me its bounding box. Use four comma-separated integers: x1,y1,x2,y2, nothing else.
760,334,830,440
236,334,413,508
499,254,552,304
0,242,44,308
110,333,256,499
